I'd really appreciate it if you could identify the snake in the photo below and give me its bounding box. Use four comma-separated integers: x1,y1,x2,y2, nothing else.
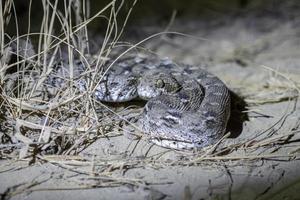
5,52,231,150
85,54,231,149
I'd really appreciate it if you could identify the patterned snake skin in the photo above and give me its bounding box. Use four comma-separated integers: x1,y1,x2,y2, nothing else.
88,54,231,149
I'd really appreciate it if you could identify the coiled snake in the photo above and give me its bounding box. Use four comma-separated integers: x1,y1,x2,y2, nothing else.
88,54,231,149
5,53,231,150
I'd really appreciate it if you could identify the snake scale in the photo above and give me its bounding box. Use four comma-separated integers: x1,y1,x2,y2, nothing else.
84,54,231,149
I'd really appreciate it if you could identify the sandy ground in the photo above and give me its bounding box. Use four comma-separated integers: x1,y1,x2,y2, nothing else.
1,6,300,200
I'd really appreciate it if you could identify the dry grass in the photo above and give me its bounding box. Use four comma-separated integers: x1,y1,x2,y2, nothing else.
0,0,300,198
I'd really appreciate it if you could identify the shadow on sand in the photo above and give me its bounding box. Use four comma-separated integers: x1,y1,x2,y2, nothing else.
226,90,249,139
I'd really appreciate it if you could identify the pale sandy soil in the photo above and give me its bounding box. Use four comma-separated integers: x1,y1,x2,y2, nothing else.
1,5,300,200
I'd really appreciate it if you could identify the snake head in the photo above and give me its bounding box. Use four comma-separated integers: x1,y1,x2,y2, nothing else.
137,72,181,100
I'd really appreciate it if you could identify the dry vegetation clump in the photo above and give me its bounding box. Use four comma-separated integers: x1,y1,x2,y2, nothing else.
0,0,140,163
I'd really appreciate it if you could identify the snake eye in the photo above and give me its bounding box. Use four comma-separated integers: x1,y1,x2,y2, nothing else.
156,79,165,88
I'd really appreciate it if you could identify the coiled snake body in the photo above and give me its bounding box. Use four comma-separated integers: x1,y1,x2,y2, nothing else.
91,55,231,149
6,53,231,150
